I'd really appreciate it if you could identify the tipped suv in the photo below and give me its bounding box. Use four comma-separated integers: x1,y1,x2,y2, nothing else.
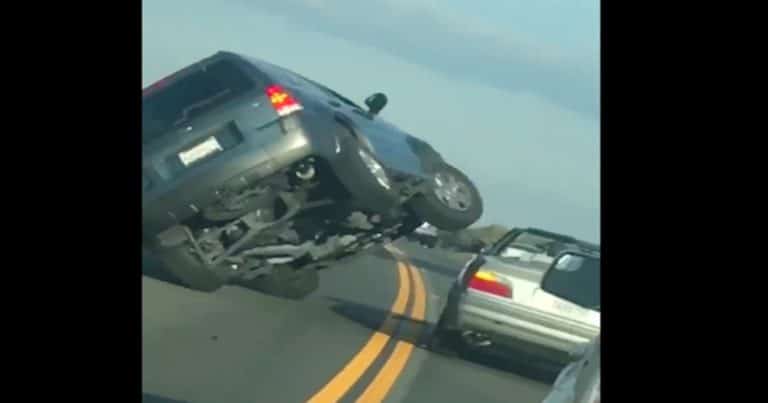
142,51,483,298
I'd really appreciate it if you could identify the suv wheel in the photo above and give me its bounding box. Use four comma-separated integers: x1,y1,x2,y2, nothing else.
408,164,483,231
152,243,227,292
235,264,319,300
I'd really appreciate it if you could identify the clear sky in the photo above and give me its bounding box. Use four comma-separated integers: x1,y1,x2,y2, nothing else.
143,0,601,242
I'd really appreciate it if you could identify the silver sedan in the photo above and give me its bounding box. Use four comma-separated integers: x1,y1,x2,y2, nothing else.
431,245,600,370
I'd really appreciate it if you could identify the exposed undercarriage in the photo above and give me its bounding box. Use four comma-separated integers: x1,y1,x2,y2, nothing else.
157,157,419,283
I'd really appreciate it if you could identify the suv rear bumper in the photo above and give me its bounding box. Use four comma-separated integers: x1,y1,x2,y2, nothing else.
143,125,298,236
142,124,400,239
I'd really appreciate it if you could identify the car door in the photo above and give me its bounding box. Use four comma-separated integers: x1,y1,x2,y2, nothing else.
528,287,600,329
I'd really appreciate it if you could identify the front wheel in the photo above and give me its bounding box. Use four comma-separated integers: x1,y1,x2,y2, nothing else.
408,164,483,231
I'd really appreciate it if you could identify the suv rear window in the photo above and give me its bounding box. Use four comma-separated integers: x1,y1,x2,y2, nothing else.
142,59,258,144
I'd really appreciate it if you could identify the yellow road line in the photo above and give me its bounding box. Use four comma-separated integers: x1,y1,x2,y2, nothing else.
355,262,427,403
307,261,411,403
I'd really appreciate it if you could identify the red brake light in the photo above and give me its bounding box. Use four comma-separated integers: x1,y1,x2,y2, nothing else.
266,84,303,116
468,271,512,298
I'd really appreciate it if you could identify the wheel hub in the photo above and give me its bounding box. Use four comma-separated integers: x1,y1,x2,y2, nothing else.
433,172,472,211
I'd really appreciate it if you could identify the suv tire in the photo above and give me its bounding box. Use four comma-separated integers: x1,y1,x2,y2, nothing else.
409,164,483,231
237,264,319,300
152,243,227,292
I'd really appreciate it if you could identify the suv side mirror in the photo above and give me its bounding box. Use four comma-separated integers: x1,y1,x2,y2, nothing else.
541,251,600,311
365,93,388,115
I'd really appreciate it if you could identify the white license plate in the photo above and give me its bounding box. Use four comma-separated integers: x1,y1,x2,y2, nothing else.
179,137,223,166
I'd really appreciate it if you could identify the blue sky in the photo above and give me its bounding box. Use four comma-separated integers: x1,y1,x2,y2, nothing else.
143,0,601,242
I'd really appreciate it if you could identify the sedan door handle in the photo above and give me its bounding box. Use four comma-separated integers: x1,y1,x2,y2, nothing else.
328,100,341,108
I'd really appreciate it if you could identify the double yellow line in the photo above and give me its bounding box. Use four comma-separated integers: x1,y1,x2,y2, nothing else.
307,247,426,403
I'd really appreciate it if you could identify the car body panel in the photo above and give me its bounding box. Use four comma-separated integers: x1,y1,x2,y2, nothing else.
459,291,594,350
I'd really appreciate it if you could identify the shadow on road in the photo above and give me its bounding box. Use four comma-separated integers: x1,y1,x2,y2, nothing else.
142,254,185,286
367,246,467,279
142,393,189,403
327,297,433,347
326,297,558,383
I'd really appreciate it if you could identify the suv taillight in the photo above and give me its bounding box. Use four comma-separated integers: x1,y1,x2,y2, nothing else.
265,84,303,116
468,271,512,298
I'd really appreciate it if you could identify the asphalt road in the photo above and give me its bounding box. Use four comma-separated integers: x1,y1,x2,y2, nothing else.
143,241,552,403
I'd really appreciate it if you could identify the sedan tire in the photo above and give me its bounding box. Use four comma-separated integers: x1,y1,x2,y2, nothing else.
151,243,226,292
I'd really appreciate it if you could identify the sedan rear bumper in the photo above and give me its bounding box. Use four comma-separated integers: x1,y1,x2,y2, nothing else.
455,291,597,365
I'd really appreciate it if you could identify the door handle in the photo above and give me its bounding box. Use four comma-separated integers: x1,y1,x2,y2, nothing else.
328,100,341,108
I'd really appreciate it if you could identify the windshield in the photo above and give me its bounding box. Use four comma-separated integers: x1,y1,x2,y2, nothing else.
142,59,257,144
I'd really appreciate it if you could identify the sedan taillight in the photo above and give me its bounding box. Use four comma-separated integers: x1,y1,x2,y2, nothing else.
468,270,512,298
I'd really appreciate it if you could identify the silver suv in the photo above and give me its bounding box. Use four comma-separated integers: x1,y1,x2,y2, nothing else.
142,51,483,298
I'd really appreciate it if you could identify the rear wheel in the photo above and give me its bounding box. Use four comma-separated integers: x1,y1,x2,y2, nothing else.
151,243,227,292
408,164,483,231
236,264,319,300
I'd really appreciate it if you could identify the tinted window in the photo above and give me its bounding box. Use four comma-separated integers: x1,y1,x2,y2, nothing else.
142,60,258,144
547,255,600,310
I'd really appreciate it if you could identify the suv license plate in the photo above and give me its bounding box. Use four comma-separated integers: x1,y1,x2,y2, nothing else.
179,136,223,166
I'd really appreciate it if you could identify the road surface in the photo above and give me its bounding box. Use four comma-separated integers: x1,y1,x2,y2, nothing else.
143,241,552,403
